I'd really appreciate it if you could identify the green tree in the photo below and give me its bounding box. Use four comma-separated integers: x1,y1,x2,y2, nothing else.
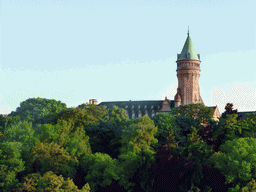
32,141,79,180
0,141,25,192
84,105,131,159
0,120,38,156
170,103,215,124
239,113,256,138
79,152,122,191
107,105,129,121
12,171,91,192
212,114,242,146
8,97,67,127
205,137,256,191
119,116,158,155
118,148,156,192
174,114,203,149
0,119,41,181
117,116,158,191
152,113,179,146
34,119,92,160
0,114,8,133
55,103,109,129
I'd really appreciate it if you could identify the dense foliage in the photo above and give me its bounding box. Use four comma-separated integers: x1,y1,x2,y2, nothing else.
0,97,256,191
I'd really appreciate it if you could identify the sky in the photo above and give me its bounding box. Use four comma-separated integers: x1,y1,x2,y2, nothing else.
0,0,256,116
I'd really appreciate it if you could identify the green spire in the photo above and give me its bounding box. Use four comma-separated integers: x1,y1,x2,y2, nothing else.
177,27,200,61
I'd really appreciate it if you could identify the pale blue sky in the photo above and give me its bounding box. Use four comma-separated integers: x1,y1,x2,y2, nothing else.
0,0,256,115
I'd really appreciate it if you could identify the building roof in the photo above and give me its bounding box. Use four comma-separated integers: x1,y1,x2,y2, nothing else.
177,27,200,61
237,111,256,121
98,99,175,112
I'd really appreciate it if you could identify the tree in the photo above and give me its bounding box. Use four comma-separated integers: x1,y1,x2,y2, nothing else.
0,141,25,192
79,152,122,192
170,103,215,124
84,105,132,159
152,113,179,147
34,119,92,161
118,116,158,155
0,120,38,156
12,171,91,192
239,113,256,138
0,115,8,133
220,103,243,121
205,137,256,191
107,105,129,121
174,114,203,148
8,97,67,127
31,141,79,180
117,116,158,191
212,114,243,148
55,103,109,129
0,119,41,181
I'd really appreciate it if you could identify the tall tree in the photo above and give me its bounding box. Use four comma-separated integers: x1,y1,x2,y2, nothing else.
220,103,243,121
0,140,25,192
54,103,109,129
31,141,79,180
170,103,215,124
205,137,256,191
8,97,67,127
152,113,179,147
34,119,92,160
12,171,91,192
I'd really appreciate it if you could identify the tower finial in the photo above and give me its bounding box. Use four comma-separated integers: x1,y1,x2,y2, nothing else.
187,25,190,36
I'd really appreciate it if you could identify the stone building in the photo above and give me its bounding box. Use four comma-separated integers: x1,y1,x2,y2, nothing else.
97,28,221,122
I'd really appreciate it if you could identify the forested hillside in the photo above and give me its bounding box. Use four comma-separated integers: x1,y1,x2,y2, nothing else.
0,97,256,191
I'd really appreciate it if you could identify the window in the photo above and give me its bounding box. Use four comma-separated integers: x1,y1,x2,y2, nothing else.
138,110,142,118
132,110,135,119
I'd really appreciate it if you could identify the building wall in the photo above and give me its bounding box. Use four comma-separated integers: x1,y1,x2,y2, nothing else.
176,59,201,105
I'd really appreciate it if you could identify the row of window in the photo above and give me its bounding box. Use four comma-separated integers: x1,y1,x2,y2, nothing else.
127,111,160,119
124,105,161,110
125,110,161,119
178,63,199,68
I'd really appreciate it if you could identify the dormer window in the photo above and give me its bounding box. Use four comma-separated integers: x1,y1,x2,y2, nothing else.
138,110,142,118
151,105,153,109
138,105,140,109
132,110,135,119
144,105,147,109
151,110,155,118
125,105,128,109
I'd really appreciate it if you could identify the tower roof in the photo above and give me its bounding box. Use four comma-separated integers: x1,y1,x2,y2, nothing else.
177,27,200,61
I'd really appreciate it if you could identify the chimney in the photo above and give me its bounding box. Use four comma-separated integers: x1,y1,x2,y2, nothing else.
89,99,97,105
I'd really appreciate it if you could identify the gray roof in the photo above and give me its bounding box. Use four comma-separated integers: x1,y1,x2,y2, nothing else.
237,111,256,121
98,99,175,112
